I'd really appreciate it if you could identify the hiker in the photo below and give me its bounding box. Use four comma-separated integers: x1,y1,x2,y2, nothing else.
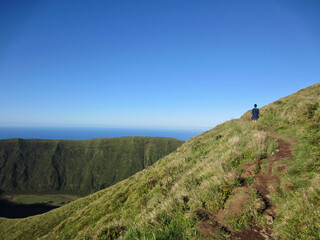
251,104,259,122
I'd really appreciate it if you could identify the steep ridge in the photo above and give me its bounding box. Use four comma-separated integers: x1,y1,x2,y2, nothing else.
0,137,183,196
0,83,319,239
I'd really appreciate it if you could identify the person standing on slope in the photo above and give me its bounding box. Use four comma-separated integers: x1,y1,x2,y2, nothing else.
251,104,259,122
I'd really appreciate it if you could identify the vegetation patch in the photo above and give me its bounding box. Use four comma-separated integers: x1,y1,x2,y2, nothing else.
1,194,79,206
0,137,183,196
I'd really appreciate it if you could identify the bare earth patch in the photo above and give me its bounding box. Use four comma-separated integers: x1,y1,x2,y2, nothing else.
215,187,251,230
197,221,220,239
224,187,251,216
241,161,259,178
276,164,288,173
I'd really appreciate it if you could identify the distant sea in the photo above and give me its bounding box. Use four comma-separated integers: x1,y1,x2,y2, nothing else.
0,127,205,141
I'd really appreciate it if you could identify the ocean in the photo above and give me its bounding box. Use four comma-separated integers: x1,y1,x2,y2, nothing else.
0,127,205,141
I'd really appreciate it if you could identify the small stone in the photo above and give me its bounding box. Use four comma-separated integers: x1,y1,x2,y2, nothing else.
266,215,273,224
261,233,270,239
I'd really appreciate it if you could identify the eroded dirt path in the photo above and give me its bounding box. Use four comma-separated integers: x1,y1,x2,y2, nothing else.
198,131,297,239
232,132,297,240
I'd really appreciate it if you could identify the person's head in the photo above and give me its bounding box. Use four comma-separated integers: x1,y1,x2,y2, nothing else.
254,104,257,108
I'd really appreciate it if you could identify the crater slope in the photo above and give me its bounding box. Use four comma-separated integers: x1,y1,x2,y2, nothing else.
0,137,183,196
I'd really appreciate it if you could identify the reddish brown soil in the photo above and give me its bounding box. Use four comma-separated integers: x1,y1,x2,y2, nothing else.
276,164,288,173
225,188,251,216
197,221,220,239
232,225,266,240
241,161,259,178
213,187,251,231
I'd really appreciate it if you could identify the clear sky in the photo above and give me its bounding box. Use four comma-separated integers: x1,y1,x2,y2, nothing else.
0,0,319,130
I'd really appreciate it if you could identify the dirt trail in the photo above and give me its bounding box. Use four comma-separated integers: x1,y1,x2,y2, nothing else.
198,131,297,239
232,132,297,240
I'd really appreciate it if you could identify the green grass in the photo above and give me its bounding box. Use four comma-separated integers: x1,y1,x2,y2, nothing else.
2,194,80,206
0,137,183,196
0,83,320,239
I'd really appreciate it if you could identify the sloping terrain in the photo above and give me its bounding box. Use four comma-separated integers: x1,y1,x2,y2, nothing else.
0,83,319,239
0,137,183,196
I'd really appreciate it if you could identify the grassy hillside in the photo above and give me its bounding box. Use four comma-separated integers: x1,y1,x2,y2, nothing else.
0,83,319,239
0,137,183,196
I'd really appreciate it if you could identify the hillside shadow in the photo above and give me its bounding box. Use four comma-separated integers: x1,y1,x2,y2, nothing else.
0,198,58,218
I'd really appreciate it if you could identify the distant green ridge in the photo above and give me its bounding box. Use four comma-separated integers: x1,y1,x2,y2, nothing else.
0,137,183,196
0,83,319,240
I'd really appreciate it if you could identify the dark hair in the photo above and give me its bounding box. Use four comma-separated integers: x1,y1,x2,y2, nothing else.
254,104,257,107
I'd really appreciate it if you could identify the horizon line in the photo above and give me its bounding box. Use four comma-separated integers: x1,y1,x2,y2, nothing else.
0,124,210,131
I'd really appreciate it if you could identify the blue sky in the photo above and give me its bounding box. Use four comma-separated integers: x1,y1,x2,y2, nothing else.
0,0,319,130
